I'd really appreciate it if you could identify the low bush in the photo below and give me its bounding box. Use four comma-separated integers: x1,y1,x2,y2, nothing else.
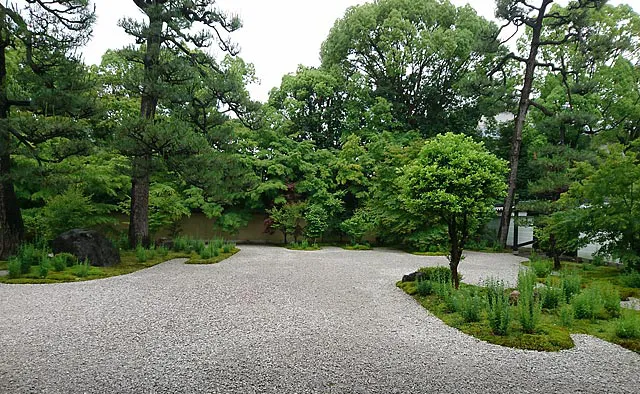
222,243,233,254
561,272,582,303
418,266,454,284
615,312,640,339
485,277,512,336
71,260,91,277
455,288,484,323
7,258,21,279
620,271,640,288
540,282,563,310
572,287,603,321
192,239,206,255
559,303,574,328
173,236,189,252
136,245,147,263
17,243,43,267
416,279,435,297
56,253,78,267
517,269,541,333
532,260,553,278
38,262,50,278
156,246,169,258
51,255,67,272
599,283,621,318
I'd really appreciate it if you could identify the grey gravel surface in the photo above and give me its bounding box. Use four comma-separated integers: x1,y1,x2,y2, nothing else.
1,246,638,394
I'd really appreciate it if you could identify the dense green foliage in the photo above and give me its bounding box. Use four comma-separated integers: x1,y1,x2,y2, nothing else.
399,133,507,287
2,0,640,276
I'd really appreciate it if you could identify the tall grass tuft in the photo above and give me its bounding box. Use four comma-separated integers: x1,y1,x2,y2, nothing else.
517,269,541,333
485,277,512,336
615,312,640,339
560,272,582,303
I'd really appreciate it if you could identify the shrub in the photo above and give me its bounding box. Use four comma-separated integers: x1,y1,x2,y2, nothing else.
517,269,541,333
156,246,169,258
340,208,374,245
560,272,582,303
591,255,605,267
572,287,603,321
55,253,78,267
559,303,574,328
615,312,640,339
41,187,115,240
199,245,213,259
7,258,21,279
52,255,67,272
38,262,50,278
173,236,189,252
599,283,621,318
532,260,553,278
146,244,156,259
71,260,91,277
416,279,435,296
136,245,147,263
455,288,484,323
540,283,563,310
620,271,640,288
485,277,512,336
418,266,454,284
211,238,224,249
304,204,329,243
17,243,43,267
212,248,220,257
222,243,233,254
191,239,205,254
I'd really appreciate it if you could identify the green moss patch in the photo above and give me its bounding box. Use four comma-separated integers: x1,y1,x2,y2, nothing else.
398,263,640,353
342,244,372,251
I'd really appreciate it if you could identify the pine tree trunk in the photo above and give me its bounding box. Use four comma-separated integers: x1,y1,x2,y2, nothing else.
128,155,151,248
0,41,24,259
128,14,161,249
0,144,23,259
498,1,552,248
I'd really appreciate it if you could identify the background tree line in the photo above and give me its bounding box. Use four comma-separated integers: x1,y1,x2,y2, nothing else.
1,0,639,272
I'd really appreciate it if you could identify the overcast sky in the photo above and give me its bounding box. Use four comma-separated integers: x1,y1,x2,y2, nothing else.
82,0,639,102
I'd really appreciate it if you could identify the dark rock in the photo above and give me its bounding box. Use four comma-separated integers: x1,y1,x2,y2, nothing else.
402,271,425,282
52,229,120,267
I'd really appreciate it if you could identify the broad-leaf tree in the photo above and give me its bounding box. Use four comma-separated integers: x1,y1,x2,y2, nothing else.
399,133,507,288
551,143,640,271
0,0,94,258
321,0,505,138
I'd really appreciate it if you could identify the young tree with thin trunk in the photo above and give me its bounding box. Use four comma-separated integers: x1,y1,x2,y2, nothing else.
398,133,507,289
0,1,94,258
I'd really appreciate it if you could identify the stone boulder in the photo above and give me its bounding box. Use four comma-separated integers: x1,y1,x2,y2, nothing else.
52,229,120,267
402,271,425,282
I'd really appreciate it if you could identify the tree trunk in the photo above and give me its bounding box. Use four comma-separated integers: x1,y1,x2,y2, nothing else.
498,1,553,248
128,14,161,249
549,233,562,270
128,155,151,248
0,41,24,259
448,217,462,289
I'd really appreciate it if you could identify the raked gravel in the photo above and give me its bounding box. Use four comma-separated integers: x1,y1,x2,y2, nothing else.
1,246,638,393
